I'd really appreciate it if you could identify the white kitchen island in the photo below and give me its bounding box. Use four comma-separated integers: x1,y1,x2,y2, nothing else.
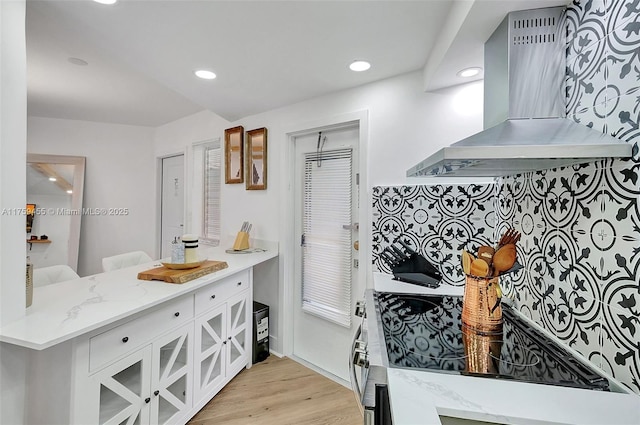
371,273,640,425
0,242,277,425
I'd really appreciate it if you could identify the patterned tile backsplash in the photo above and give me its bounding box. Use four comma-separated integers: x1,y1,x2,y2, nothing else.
372,0,640,394
372,184,495,287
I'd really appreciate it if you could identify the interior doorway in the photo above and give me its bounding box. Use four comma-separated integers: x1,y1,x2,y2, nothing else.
160,154,184,259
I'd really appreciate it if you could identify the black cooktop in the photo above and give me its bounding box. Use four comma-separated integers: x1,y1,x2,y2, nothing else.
374,292,619,391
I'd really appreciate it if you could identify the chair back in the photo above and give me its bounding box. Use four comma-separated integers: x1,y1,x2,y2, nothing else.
102,251,153,272
33,265,80,287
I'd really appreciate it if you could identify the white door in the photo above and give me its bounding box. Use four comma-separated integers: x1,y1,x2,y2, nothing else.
293,125,361,381
160,155,184,259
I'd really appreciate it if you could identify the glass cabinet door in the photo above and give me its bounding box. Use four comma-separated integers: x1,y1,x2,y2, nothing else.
194,304,227,400
227,292,248,375
151,324,192,425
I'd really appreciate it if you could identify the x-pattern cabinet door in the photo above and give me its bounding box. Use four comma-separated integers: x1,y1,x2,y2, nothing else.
91,345,153,425
150,324,193,425
226,291,249,375
194,304,227,400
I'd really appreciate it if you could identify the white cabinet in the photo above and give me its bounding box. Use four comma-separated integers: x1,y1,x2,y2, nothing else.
84,323,192,425
193,286,249,404
67,270,253,425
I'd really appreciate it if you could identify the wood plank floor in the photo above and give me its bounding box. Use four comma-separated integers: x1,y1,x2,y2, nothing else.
188,356,363,425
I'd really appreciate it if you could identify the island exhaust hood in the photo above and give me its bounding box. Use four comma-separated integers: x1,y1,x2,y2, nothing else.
407,7,632,178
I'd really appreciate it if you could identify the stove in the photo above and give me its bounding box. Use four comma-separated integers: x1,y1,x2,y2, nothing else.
374,291,624,392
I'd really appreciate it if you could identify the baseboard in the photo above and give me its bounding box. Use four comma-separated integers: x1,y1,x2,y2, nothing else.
288,354,351,389
269,348,284,358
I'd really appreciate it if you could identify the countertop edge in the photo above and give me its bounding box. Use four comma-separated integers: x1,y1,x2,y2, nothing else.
0,245,278,350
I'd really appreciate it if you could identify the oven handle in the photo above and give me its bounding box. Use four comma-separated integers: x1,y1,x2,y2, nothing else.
349,322,364,415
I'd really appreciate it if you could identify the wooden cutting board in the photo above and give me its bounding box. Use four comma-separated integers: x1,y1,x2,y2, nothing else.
137,260,229,284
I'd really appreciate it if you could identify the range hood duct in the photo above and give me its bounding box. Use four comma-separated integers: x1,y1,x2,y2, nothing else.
407,7,632,178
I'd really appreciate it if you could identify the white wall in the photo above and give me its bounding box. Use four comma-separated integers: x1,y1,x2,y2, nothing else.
27,117,156,276
154,70,484,355
0,1,28,423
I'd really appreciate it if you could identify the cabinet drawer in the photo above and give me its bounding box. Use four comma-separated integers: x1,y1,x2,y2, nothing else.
89,296,194,372
195,270,249,315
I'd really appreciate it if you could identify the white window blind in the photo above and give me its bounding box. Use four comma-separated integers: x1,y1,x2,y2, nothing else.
302,148,352,327
203,142,221,242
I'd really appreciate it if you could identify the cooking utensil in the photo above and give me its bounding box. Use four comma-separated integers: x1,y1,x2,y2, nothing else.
461,250,473,275
477,246,495,265
470,258,489,277
497,228,521,247
493,243,516,275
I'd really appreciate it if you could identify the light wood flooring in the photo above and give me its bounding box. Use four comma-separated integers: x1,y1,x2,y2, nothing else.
188,356,363,425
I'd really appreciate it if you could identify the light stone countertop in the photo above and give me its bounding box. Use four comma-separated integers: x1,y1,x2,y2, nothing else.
0,241,278,350
372,272,640,425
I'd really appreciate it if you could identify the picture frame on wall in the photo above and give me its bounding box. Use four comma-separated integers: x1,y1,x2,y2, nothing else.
246,127,267,190
224,126,244,184
26,203,36,233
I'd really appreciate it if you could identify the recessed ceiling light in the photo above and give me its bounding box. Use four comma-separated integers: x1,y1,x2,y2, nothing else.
349,60,371,72
48,177,57,182
195,70,217,80
68,57,88,66
67,190,73,194
457,67,482,78
93,0,117,4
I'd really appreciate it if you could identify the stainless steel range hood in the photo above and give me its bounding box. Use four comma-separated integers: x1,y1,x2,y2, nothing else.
407,7,632,178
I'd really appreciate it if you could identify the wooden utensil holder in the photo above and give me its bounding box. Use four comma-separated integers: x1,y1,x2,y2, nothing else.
462,274,502,333
232,231,250,251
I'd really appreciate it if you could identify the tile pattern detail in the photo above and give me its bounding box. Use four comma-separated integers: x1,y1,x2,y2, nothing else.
507,0,640,393
372,184,495,286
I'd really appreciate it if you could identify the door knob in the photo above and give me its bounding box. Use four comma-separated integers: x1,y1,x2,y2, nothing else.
354,240,359,251
343,223,359,231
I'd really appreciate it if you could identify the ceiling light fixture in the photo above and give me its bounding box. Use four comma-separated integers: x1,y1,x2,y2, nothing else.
67,190,73,194
457,67,482,78
68,57,88,66
49,177,57,182
93,0,117,4
349,60,371,72
195,70,217,80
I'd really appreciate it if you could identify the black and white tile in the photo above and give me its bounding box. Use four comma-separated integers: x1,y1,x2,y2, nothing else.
371,0,640,394
505,0,640,393
372,184,495,286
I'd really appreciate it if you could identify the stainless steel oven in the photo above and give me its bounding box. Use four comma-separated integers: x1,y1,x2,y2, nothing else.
349,292,392,425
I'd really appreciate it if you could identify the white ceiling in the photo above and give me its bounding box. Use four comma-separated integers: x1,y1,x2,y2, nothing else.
25,0,569,127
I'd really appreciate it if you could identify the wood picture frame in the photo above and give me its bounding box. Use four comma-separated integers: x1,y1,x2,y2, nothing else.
246,127,267,190
224,126,244,184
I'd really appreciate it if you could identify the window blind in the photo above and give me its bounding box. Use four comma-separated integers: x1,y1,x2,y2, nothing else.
302,148,352,327
203,142,221,242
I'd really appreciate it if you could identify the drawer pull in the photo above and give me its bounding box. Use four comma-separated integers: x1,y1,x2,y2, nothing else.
210,294,216,299
154,390,160,396
174,312,180,317
237,282,242,286
145,397,150,404
223,340,227,345
228,336,232,340
122,337,129,343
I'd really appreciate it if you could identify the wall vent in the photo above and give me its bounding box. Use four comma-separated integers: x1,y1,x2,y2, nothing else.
512,14,558,45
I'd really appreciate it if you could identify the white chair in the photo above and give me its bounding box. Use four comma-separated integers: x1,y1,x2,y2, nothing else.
102,251,153,272
33,265,80,287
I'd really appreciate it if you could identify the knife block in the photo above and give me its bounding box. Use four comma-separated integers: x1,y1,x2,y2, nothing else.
232,231,250,251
